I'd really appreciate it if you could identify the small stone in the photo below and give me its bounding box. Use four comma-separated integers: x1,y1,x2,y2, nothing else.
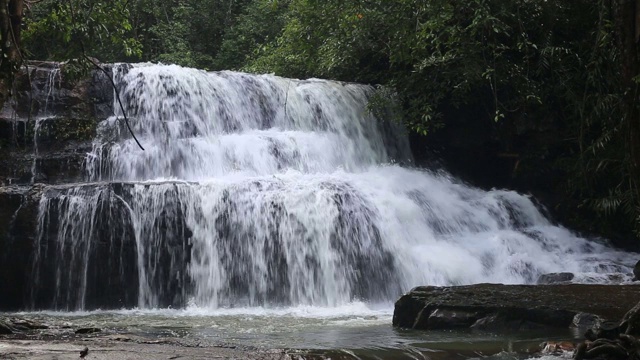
75,327,101,334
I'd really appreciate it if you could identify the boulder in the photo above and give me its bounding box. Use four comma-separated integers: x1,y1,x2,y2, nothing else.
537,272,575,284
573,312,602,328
634,260,640,281
393,284,640,332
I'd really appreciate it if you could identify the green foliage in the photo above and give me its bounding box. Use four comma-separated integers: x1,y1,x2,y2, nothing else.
215,0,290,71
23,0,141,64
226,0,585,134
125,0,251,69
367,87,403,128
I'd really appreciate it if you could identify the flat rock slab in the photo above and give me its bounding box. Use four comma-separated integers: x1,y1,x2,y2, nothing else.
393,284,640,331
0,339,288,360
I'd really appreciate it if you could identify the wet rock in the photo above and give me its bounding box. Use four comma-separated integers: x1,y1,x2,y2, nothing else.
621,300,640,336
470,313,546,332
420,308,479,329
4,61,113,120
601,274,628,284
9,318,49,331
585,321,622,341
573,313,602,328
571,300,640,360
75,327,101,334
0,186,41,311
537,272,575,284
573,337,636,360
634,260,640,281
0,319,15,334
541,341,575,355
393,284,640,332
0,61,109,186
0,317,48,334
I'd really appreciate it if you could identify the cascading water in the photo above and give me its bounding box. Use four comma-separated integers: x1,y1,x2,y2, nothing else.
30,65,61,184
30,63,636,311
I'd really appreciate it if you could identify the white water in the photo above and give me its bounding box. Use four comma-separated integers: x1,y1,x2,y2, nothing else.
30,66,61,184
31,63,637,312
86,64,407,181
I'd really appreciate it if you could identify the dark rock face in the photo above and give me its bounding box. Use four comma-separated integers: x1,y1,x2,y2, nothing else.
1,182,193,311
2,185,134,310
29,184,133,310
29,184,140,311
0,186,41,311
393,284,640,332
5,61,114,120
633,260,640,280
0,61,113,186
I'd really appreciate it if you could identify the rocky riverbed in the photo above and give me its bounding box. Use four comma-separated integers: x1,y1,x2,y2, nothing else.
0,317,322,360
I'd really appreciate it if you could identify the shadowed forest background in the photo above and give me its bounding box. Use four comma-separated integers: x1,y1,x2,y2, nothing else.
2,0,640,248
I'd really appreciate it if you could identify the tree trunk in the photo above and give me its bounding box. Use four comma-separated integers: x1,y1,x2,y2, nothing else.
0,0,23,110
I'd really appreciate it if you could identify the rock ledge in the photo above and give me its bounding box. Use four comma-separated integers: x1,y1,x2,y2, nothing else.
393,284,640,331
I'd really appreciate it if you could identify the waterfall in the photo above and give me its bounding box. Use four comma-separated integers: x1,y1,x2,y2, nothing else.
31,65,61,184
29,63,636,311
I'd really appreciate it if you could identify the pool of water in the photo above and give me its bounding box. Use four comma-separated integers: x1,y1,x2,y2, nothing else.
9,302,579,359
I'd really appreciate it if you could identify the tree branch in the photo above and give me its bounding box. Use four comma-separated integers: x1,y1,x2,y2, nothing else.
84,55,145,151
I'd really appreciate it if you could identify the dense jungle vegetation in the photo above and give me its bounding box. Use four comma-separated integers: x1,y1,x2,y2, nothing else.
1,0,640,247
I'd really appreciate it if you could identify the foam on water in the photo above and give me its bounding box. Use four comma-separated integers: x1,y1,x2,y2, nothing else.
29,63,639,312
20,301,391,320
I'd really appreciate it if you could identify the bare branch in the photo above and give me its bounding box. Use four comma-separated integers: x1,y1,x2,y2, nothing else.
84,55,145,151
